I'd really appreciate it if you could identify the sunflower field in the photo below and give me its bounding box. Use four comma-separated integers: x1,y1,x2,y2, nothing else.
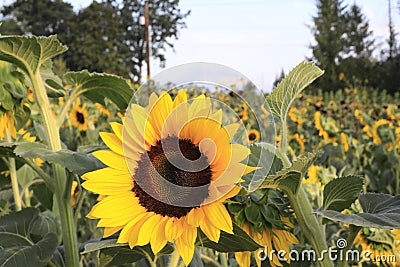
0,35,399,267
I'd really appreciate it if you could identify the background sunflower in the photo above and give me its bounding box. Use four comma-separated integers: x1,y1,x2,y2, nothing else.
69,98,88,131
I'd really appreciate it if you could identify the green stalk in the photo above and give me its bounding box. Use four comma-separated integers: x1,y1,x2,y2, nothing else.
287,187,332,267
337,225,361,267
279,153,332,267
9,156,22,210
219,252,228,267
24,158,54,191
31,72,79,266
56,89,79,129
6,130,22,211
167,247,181,267
279,119,289,155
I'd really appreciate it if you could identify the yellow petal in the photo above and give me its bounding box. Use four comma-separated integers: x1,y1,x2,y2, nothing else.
110,122,123,140
188,94,208,119
92,150,127,170
173,90,188,108
235,252,251,267
99,132,124,155
88,192,141,218
203,202,233,234
222,185,242,200
165,218,184,242
165,101,189,137
97,213,139,227
117,212,149,245
200,217,220,242
224,123,240,140
82,178,132,195
82,167,132,183
210,109,222,124
175,228,196,266
136,214,162,246
130,104,158,147
230,144,251,163
103,226,123,238
123,116,147,153
187,208,205,227
150,218,168,254
179,221,197,247
127,214,155,248
147,92,159,111
147,92,173,138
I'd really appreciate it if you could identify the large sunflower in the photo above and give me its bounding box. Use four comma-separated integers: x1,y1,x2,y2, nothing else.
69,98,88,131
82,90,255,265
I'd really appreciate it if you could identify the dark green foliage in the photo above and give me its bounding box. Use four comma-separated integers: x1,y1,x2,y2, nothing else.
0,0,75,38
310,0,375,91
1,0,189,82
309,0,400,94
310,0,348,90
64,2,130,78
0,208,59,267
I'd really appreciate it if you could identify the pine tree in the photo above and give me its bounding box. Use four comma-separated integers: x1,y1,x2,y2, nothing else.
343,4,374,58
310,0,375,90
309,0,348,90
339,3,375,86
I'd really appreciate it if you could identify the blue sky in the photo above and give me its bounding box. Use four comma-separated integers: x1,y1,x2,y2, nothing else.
66,0,398,91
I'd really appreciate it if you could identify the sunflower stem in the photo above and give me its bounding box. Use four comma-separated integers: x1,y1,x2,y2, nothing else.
6,129,22,211
286,186,332,267
31,71,79,266
56,90,79,129
24,158,54,191
167,247,181,267
278,153,332,267
279,119,289,155
219,252,228,267
8,149,22,211
337,225,361,267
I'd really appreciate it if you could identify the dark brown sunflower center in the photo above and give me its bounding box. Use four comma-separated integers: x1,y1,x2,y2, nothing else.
132,136,212,218
248,133,257,141
76,112,85,124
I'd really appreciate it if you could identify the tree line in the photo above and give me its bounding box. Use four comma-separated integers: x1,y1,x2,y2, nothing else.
0,0,190,83
1,0,399,93
309,0,400,94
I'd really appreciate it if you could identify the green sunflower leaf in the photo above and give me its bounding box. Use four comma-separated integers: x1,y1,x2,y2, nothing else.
322,175,364,211
197,223,261,252
0,35,67,75
81,239,126,254
0,142,18,158
246,143,283,192
260,152,317,194
0,208,58,267
266,61,324,121
64,70,133,110
40,60,65,98
11,142,105,175
82,239,174,266
315,193,400,229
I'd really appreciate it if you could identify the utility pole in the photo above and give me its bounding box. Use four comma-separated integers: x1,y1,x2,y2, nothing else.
144,1,150,79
